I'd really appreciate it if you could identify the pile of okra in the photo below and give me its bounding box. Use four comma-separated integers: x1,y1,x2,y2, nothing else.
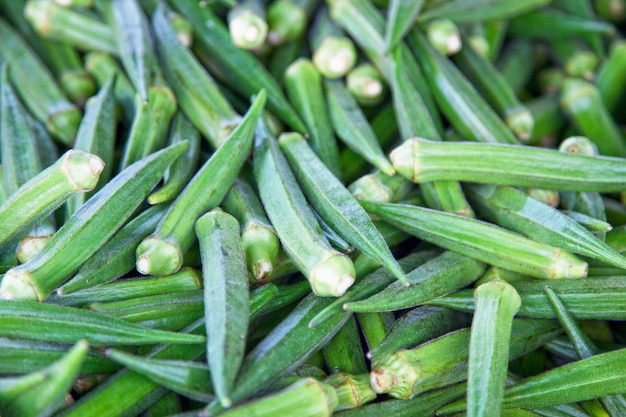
4,0,626,415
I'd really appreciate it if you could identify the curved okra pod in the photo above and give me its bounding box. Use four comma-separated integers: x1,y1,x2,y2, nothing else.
466,281,521,417
108,0,155,102
279,132,407,285
344,251,485,312
325,79,395,176
0,300,204,345
408,30,520,145
85,52,136,122
561,78,626,158
0,17,81,145
153,3,240,149
196,210,250,407
173,0,306,134
368,306,469,365
0,142,188,301
148,113,201,205
0,150,104,252
135,91,265,277
3,340,87,417
391,138,626,192
454,33,534,140
370,319,560,400
418,0,550,22
310,5,357,79
222,179,280,282
284,59,342,179
360,201,588,279
309,251,439,328
58,204,167,294
254,126,355,297
384,0,425,51
105,349,213,402
466,184,626,268
119,86,177,170
66,77,117,217
227,0,268,50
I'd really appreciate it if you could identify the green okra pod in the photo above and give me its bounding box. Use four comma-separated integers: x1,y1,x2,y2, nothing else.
58,204,167,294
196,210,250,407
563,211,612,232
148,113,201,205
454,34,534,140
356,312,393,353
284,59,342,179
310,5,357,79
425,19,462,56
173,0,306,134
0,142,188,301
309,251,439,328
325,79,395,176
526,94,564,143
465,184,626,269
0,300,204,345
466,281,521,417
3,340,87,417
361,201,588,279
325,372,376,411
344,251,485,312
105,349,213,402
51,268,201,307
384,0,425,51
561,77,626,158
508,8,615,40
419,0,551,22
254,125,355,297
408,30,520,145
266,0,316,46
279,132,407,284
108,0,155,101
227,0,268,50
391,138,626,192
596,40,626,112
368,306,470,365
348,171,414,204
0,370,47,407
0,150,104,252
551,40,598,81
222,178,280,282
85,52,136,122
345,64,387,107
0,17,81,145
153,3,240,149
256,280,311,316
66,77,117,217
322,316,368,375
496,40,534,95
135,91,265,277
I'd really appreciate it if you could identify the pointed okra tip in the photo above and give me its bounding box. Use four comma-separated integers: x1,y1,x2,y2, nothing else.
136,237,183,276
389,138,421,183
310,253,356,297
62,150,106,191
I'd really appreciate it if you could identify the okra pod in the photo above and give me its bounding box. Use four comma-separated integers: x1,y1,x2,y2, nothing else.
284,59,342,179
310,5,357,79
222,179,280,282
3,340,87,417
466,281,521,417
596,40,626,112
266,0,315,46
466,184,626,269
153,3,240,149
254,125,355,297
0,17,81,145
362,201,588,279
322,316,368,375
595,0,626,23
66,77,117,217
325,79,395,175
228,0,268,50
173,0,306,134
119,86,177,170
408,30,520,145
58,204,167,294
496,40,534,95
561,77,626,158
0,142,187,301
148,113,201,205
85,52,136,122
348,171,414,204
551,40,598,80
370,319,560,399
344,251,485,312
255,280,311,316
509,8,615,40
419,0,551,22
325,372,376,411
196,210,250,407
345,64,387,106
0,370,47,407
356,312,393,352
135,91,265,277
279,132,407,284
0,300,203,345
391,138,626,192
426,19,462,56
384,0,425,51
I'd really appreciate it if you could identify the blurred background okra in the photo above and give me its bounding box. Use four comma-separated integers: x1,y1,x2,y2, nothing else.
2,0,626,415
